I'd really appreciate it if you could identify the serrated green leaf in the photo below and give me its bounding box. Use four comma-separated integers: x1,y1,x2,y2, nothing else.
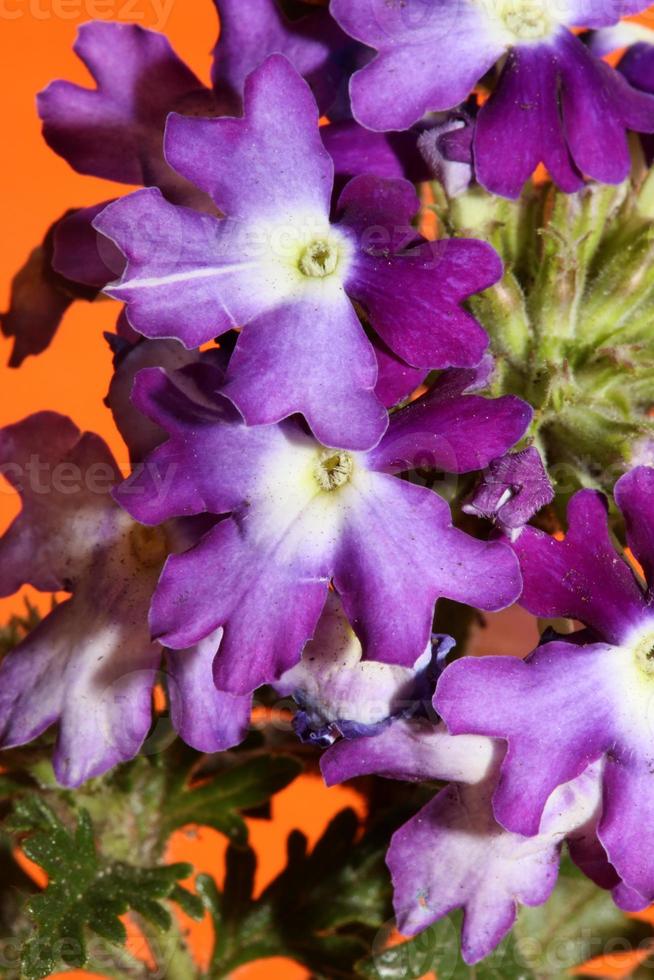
162,754,302,844
199,807,392,978
8,797,198,979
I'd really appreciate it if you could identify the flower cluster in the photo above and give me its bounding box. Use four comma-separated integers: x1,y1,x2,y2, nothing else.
4,0,654,970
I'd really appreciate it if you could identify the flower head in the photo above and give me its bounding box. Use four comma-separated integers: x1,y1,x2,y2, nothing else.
94,55,502,451
331,0,654,197
115,352,529,694
437,467,654,901
0,382,250,785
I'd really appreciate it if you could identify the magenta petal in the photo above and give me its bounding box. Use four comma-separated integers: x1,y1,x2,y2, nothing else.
333,476,521,668
0,598,160,788
389,760,604,965
368,368,531,475
345,226,499,369
38,21,210,198
331,0,503,131
322,121,427,187
94,189,264,347
435,642,617,837
599,759,654,899
165,631,252,753
513,489,646,644
151,520,329,694
53,202,125,289
615,466,654,596
372,338,427,409
106,338,200,466
115,366,301,525
322,718,496,786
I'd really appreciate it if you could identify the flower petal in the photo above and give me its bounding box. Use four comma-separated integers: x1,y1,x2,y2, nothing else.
513,489,646,644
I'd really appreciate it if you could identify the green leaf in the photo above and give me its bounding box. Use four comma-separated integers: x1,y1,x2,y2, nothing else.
515,858,652,978
199,807,392,978
357,916,536,980
8,796,199,980
161,754,302,845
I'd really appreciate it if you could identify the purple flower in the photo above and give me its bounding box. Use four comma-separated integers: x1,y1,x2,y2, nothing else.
0,409,250,787
275,592,453,745
94,54,502,450
212,0,363,120
322,718,611,963
591,23,654,162
331,0,654,198
462,447,554,539
38,6,357,197
436,467,654,901
16,9,362,359
115,353,529,695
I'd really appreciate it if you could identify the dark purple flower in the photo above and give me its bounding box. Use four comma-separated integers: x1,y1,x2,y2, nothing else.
322,717,610,963
437,467,654,901
94,55,502,450
0,410,250,787
462,446,554,539
331,0,654,198
115,354,529,695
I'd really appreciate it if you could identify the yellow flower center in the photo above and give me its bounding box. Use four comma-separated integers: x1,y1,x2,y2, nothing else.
314,450,354,492
499,0,553,40
633,630,654,677
298,239,339,278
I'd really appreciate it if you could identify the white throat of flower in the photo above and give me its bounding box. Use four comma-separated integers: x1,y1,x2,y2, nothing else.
313,449,355,492
254,213,352,305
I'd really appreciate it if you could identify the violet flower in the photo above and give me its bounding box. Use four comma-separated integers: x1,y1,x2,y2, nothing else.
275,591,452,745
331,0,654,198
437,467,654,902
115,353,529,695
322,718,613,963
94,54,502,450
0,401,250,787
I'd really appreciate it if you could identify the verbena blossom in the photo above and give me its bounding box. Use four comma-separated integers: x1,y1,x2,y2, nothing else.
331,0,654,198
437,468,654,902
114,352,529,694
275,591,453,745
3,4,367,366
0,352,251,786
324,722,614,963
94,54,502,451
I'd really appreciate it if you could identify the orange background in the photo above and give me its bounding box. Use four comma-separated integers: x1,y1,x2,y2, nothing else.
1,3,653,979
